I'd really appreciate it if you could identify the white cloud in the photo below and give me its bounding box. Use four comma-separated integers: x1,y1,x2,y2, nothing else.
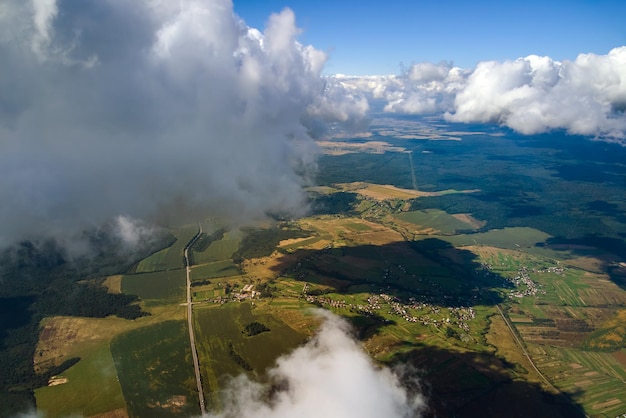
113,215,158,248
446,48,626,139
336,63,467,115
2,0,623,249
30,0,58,58
329,74,400,100
304,78,370,135
0,0,368,246
208,310,425,418
341,48,626,142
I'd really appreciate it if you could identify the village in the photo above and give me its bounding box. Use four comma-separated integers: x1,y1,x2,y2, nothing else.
196,256,559,338
304,290,477,332
196,276,478,334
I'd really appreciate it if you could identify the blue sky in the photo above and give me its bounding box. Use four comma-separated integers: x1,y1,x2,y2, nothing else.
233,0,626,75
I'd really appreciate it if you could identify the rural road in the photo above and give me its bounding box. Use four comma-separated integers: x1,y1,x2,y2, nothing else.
184,227,206,416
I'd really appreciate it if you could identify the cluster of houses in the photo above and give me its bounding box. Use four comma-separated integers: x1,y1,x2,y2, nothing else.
480,262,556,299
304,290,476,332
537,266,565,275
507,266,554,298
202,283,259,304
508,267,540,298
233,284,260,300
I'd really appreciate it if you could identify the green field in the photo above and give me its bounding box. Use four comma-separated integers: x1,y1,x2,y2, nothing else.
135,227,198,272
419,227,552,249
35,344,125,417
122,269,185,302
193,303,307,410
190,260,240,280
111,320,198,418
395,209,476,234
192,233,241,265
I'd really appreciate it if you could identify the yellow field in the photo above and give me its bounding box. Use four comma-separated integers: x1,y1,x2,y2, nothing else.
339,182,432,199
315,140,406,155
102,275,123,294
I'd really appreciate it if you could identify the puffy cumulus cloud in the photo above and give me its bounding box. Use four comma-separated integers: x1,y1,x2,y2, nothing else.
340,48,626,141
0,0,367,247
446,50,626,140
207,310,425,418
335,64,468,115
304,77,371,135
384,62,468,114
328,74,400,100
447,48,626,139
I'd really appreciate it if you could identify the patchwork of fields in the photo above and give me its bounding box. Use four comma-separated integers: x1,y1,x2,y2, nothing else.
33,179,626,417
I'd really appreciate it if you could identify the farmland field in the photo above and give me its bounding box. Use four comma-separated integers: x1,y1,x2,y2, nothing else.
121,269,185,302
33,308,190,417
419,227,552,249
190,260,240,280
134,227,198,273
192,233,241,265
35,344,125,417
193,302,307,410
395,209,477,234
111,320,198,418
530,346,626,416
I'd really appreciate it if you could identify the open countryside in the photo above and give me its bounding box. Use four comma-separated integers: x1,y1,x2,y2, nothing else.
17,117,626,418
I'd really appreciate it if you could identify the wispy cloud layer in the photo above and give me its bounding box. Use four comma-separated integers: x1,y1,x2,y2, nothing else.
338,47,626,141
207,310,425,418
0,0,367,246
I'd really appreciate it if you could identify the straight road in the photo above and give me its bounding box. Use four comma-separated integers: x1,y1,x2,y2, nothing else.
408,150,418,191
184,227,206,416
